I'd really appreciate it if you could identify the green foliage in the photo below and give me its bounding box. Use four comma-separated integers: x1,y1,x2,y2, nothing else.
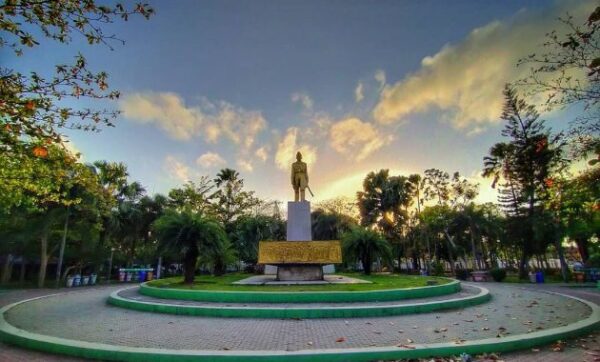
230,214,285,265
167,178,215,215
483,86,566,278
586,254,600,268
1,1,153,161
490,268,507,282
212,168,261,227
430,261,445,276
357,169,413,233
311,209,357,240
342,226,392,275
153,210,228,282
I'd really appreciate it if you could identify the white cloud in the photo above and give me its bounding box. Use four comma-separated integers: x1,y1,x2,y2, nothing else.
121,92,204,140
329,117,392,161
121,92,267,149
255,146,269,162
291,92,314,111
372,1,594,131
237,159,254,172
214,101,267,148
374,69,386,89
196,152,226,168
275,127,317,170
354,82,364,103
164,155,191,182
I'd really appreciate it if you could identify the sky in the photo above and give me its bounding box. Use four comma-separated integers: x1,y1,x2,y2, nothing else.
6,0,597,206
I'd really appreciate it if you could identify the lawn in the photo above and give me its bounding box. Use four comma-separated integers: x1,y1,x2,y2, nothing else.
146,273,451,292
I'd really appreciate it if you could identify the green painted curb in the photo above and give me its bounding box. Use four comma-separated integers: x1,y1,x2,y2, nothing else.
139,278,461,303
107,285,491,319
1,291,599,361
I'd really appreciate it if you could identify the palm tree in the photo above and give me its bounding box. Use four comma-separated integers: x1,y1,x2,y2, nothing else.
342,227,391,275
153,210,228,284
214,168,242,188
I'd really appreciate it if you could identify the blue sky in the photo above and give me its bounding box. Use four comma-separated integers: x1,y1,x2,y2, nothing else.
7,0,596,204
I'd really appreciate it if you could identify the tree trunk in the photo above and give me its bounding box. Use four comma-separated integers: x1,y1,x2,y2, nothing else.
19,257,26,286
443,230,456,275
183,248,199,284
1,254,14,284
469,225,479,271
56,207,70,287
554,238,569,282
38,234,49,288
362,249,372,275
575,237,589,264
128,238,137,267
518,252,529,280
213,259,225,276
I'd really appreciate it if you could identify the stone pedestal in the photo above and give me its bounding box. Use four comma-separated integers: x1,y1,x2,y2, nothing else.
277,264,323,281
287,202,312,241
277,201,321,281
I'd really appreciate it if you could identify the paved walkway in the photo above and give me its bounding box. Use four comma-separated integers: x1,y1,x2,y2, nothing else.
0,283,598,361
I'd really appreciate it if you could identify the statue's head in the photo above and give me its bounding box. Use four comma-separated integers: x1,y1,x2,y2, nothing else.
296,151,302,161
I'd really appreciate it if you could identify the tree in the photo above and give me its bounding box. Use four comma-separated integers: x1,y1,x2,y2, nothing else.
230,214,285,266
342,227,391,275
153,210,228,283
483,86,566,278
357,170,413,271
315,196,358,220
311,209,357,240
109,182,149,265
213,168,260,230
550,168,600,263
1,1,153,161
516,5,599,158
168,178,215,215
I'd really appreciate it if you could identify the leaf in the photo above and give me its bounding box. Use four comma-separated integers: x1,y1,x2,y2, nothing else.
335,337,346,343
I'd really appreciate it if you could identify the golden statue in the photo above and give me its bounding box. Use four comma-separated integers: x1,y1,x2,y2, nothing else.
291,151,308,202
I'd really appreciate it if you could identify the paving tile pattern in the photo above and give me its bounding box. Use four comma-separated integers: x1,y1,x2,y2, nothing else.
3,284,592,352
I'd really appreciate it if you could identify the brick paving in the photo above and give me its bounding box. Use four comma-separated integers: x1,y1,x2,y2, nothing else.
0,283,598,361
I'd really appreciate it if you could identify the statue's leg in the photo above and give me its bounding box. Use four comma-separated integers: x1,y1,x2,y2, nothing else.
294,189,299,202
300,189,305,202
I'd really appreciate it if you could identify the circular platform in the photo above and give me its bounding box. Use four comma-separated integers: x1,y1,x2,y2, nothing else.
138,278,461,303
1,284,598,361
109,284,490,318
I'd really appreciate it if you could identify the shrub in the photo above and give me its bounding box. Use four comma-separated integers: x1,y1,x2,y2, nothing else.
455,269,470,280
586,254,600,268
431,261,445,276
490,268,507,282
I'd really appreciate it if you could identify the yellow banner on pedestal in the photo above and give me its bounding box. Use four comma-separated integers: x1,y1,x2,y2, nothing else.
258,241,342,264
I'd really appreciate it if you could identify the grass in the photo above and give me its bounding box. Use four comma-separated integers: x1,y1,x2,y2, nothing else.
146,273,451,292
